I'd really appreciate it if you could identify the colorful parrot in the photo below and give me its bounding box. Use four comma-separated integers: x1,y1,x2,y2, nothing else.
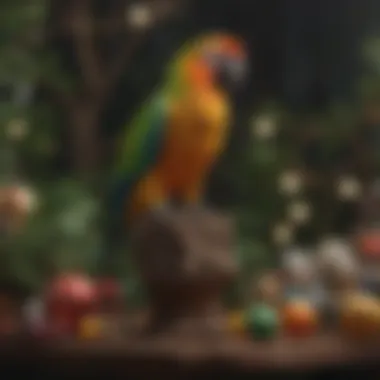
105,32,248,261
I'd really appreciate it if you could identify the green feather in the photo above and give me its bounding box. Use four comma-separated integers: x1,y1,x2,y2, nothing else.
109,90,168,218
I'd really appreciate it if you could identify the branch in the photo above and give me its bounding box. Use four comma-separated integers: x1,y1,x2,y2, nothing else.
67,0,106,97
53,18,126,36
47,0,187,99
106,0,187,93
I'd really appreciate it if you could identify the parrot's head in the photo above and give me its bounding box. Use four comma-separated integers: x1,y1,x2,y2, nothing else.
181,33,248,93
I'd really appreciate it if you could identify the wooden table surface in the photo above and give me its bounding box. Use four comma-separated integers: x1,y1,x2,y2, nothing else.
1,333,380,378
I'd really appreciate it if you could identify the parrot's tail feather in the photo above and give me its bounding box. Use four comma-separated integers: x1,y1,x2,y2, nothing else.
99,184,131,276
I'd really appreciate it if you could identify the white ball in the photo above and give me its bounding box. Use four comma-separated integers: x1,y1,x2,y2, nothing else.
282,248,315,280
316,237,357,276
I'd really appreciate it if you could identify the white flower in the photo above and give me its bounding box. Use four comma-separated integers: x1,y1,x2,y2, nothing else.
282,248,314,279
278,170,303,196
272,222,294,246
336,176,362,201
126,3,153,30
287,200,311,225
6,118,29,141
13,185,38,213
251,115,277,139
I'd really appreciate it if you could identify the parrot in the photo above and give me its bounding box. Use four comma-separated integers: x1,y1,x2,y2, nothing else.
104,32,248,268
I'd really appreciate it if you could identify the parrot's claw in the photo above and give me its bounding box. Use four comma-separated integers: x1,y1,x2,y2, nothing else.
151,202,171,216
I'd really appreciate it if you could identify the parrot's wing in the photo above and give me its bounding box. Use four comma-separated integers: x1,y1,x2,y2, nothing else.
109,93,168,220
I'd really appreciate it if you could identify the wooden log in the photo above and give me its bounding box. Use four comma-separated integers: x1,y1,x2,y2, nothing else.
131,206,238,338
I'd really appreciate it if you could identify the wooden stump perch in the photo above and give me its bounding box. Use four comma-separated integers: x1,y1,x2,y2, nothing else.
131,207,238,338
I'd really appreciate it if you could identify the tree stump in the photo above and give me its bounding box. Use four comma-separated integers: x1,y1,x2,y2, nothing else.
131,207,238,339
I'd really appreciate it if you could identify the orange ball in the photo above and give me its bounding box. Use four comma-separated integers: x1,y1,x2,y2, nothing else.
282,299,318,337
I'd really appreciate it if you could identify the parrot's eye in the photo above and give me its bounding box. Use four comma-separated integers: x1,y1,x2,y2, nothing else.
203,51,222,70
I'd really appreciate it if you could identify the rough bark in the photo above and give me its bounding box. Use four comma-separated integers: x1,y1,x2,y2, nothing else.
68,103,101,176
131,206,238,340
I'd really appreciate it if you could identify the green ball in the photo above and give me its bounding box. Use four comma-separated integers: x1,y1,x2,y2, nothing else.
245,303,279,340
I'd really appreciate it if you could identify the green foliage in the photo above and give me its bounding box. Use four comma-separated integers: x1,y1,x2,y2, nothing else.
1,180,102,291
225,240,272,307
0,1,104,292
41,51,78,94
2,4,380,307
0,1,46,82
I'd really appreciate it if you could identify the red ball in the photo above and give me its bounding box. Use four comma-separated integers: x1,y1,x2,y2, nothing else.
45,273,97,335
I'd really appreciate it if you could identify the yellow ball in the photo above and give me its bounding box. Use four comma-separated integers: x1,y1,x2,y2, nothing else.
228,310,246,337
339,293,380,341
78,315,103,339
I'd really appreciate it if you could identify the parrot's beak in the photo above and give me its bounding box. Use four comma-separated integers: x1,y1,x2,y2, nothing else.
216,57,247,92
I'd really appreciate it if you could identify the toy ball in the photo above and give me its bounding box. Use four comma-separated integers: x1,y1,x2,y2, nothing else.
339,293,380,341
245,303,279,340
282,299,318,337
282,248,316,286
78,314,103,339
45,273,97,336
227,310,246,337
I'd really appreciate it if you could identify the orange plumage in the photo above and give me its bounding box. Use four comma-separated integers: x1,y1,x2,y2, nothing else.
115,33,247,222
